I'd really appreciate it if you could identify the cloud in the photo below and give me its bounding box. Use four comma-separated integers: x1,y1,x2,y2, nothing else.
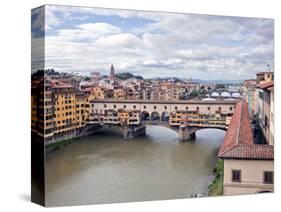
78,23,122,34
94,33,143,48
41,5,274,80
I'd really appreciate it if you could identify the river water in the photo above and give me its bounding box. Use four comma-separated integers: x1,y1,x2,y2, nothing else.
45,126,225,206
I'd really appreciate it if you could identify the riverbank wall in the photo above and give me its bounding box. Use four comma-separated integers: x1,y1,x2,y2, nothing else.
45,124,108,153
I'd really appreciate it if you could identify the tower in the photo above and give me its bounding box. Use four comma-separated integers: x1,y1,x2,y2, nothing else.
110,64,115,77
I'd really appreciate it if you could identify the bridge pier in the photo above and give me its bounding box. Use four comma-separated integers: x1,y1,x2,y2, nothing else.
122,124,146,140
179,126,196,142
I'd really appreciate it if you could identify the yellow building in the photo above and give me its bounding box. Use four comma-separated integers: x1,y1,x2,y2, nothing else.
114,88,125,100
169,110,231,128
50,79,77,137
256,71,274,84
117,109,141,125
75,93,89,128
91,87,105,100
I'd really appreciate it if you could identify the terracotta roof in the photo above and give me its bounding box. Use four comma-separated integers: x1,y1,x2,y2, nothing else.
218,101,274,160
219,145,274,159
255,81,274,90
49,79,74,89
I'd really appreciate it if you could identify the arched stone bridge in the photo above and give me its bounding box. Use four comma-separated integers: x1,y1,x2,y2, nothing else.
88,99,238,141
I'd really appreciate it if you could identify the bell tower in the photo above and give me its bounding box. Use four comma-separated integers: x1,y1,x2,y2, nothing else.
110,64,115,77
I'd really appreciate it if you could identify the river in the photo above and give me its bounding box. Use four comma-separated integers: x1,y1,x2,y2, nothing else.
45,126,225,206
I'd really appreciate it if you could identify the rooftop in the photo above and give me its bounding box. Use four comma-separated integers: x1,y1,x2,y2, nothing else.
218,101,274,160
255,81,274,90
256,71,274,75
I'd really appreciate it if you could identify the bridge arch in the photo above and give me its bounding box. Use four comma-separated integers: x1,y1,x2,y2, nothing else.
151,111,160,121
256,189,273,193
161,111,170,122
194,127,227,132
141,111,150,121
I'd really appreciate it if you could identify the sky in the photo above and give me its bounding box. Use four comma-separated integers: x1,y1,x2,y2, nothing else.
31,5,274,80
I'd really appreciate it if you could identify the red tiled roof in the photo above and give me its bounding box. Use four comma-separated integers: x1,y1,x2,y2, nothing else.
219,145,274,159
49,79,74,89
218,101,274,160
255,81,274,89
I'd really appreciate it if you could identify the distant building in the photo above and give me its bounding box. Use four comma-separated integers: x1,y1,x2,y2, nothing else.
242,79,256,117
256,71,274,84
109,64,115,80
253,70,274,145
90,72,101,82
255,81,274,145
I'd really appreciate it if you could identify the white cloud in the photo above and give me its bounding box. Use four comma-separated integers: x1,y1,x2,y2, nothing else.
94,33,144,48
45,7,62,30
78,23,122,34
41,5,274,80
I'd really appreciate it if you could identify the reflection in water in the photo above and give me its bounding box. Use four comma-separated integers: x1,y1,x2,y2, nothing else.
46,126,225,206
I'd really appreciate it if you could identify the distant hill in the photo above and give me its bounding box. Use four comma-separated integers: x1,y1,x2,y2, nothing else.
115,72,143,80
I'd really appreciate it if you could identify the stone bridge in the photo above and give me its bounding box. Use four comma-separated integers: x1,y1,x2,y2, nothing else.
88,99,238,141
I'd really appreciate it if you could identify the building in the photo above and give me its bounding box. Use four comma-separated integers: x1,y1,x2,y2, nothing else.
114,88,125,100
88,87,105,100
31,76,53,139
90,72,101,82
255,81,274,145
169,109,232,128
108,64,115,80
219,101,274,195
50,79,77,140
256,71,274,84
269,85,274,145
242,79,256,118
117,109,141,125
75,93,88,128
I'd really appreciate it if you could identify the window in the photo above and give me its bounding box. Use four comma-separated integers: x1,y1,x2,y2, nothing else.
264,171,273,184
123,105,126,109
230,107,233,111
133,105,136,109
164,106,167,110
208,107,210,111
144,105,146,109
186,106,188,110
232,170,241,182
113,105,116,109
104,104,107,108
259,91,264,100
154,106,157,109
265,115,268,127
218,107,221,111
175,106,178,110
197,106,199,110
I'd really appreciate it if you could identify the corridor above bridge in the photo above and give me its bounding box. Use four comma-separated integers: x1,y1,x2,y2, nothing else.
89,99,238,117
